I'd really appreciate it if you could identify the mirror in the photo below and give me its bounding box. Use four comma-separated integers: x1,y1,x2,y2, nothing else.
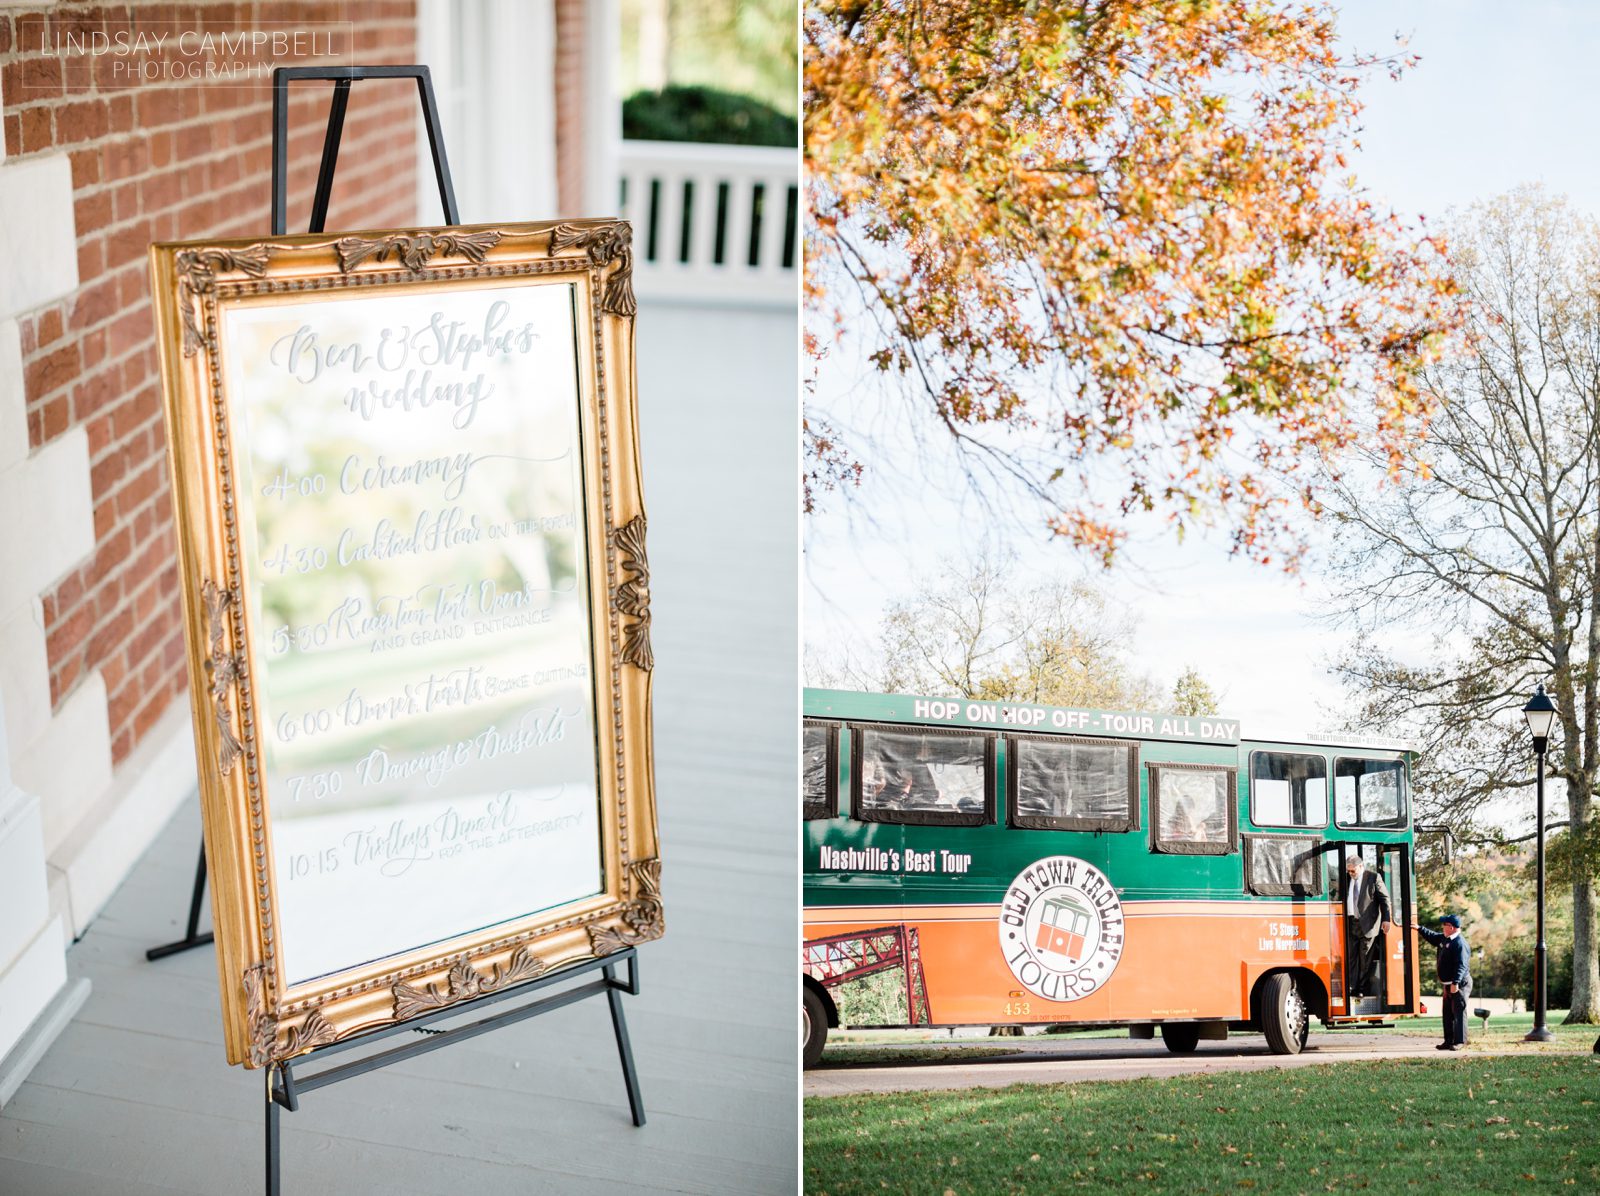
219,283,604,985
155,221,658,1068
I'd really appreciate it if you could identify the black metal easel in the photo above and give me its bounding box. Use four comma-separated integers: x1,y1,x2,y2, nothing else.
144,67,647,1195
145,840,212,958
147,64,458,964
267,950,645,1195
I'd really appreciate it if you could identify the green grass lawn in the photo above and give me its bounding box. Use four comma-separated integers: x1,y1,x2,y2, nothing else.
805,1056,1600,1193
1345,1011,1597,1050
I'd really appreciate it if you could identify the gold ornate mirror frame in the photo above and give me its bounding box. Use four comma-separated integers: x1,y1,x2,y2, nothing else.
150,220,660,1068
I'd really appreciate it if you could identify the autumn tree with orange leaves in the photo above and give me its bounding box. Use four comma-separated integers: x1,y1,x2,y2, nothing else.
805,0,1460,566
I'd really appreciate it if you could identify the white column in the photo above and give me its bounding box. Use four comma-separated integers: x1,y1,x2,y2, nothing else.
584,0,622,216
0,686,89,1108
416,0,558,224
0,45,93,1103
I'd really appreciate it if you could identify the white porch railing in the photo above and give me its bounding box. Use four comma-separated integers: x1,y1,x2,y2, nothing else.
617,140,798,307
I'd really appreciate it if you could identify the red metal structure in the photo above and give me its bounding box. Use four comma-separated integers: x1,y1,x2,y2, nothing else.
804,924,931,1026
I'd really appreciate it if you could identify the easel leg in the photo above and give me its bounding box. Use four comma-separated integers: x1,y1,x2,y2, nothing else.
145,842,215,960
265,1065,281,1196
604,963,646,1127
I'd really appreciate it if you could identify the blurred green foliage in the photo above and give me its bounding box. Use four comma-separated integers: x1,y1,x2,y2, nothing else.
1417,845,1581,1007
831,968,910,1026
622,84,795,147
620,0,796,117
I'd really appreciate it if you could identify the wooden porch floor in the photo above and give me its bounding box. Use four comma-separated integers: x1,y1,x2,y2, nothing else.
0,299,799,1195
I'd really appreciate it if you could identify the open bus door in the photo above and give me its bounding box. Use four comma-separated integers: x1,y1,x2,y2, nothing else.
1323,842,1416,1019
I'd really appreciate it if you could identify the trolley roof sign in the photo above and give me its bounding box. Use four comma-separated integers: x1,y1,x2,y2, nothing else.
806,689,1241,745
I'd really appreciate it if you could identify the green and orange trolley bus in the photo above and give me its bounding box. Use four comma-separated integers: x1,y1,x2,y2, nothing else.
802,689,1421,1066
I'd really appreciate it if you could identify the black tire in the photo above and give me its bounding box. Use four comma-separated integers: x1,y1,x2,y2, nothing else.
1161,1022,1201,1054
803,986,828,1069
1261,972,1310,1055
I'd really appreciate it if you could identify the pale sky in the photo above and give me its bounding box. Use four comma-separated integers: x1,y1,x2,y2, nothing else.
803,1,1600,747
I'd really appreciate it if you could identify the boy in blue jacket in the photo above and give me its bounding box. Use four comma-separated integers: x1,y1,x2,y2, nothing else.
1415,914,1472,1050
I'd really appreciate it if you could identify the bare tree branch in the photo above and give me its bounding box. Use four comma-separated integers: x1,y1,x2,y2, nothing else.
1320,189,1600,1021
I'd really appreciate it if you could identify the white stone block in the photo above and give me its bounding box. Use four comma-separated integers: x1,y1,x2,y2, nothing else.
14,670,112,856
53,701,196,935
0,319,25,469
0,422,95,616
0,154,77,318
0,789,50,975
0,597,51,758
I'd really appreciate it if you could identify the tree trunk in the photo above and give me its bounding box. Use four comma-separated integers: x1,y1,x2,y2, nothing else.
1565,783,1600,1022
1570,877,1599,1022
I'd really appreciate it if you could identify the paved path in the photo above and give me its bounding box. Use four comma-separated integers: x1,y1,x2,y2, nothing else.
807,1033,1570,1097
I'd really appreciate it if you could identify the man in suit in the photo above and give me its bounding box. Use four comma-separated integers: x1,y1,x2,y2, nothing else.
1416,913,1473,1050
1344,855,1393,1000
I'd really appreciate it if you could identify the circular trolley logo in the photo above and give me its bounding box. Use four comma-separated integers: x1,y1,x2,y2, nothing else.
998,856,1125,1001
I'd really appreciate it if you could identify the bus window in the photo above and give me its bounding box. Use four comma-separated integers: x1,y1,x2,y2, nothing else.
1244,835,1324,897
1250,752,1328,828
1149,763,1236,855
803,721,838,821
1334,757,1407,829
850,724,993,827
1009,736,1138,832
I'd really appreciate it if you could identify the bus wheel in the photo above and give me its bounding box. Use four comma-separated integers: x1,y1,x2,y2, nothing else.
803,986,828,1069
1261,973,1309,1055
1160,1023,1201,1054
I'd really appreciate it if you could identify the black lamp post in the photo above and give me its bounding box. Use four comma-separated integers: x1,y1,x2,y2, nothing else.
1522,684,1557,1043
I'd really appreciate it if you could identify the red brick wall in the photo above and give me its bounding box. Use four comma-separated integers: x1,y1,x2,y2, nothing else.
1,3,420,765
553,0,585,216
